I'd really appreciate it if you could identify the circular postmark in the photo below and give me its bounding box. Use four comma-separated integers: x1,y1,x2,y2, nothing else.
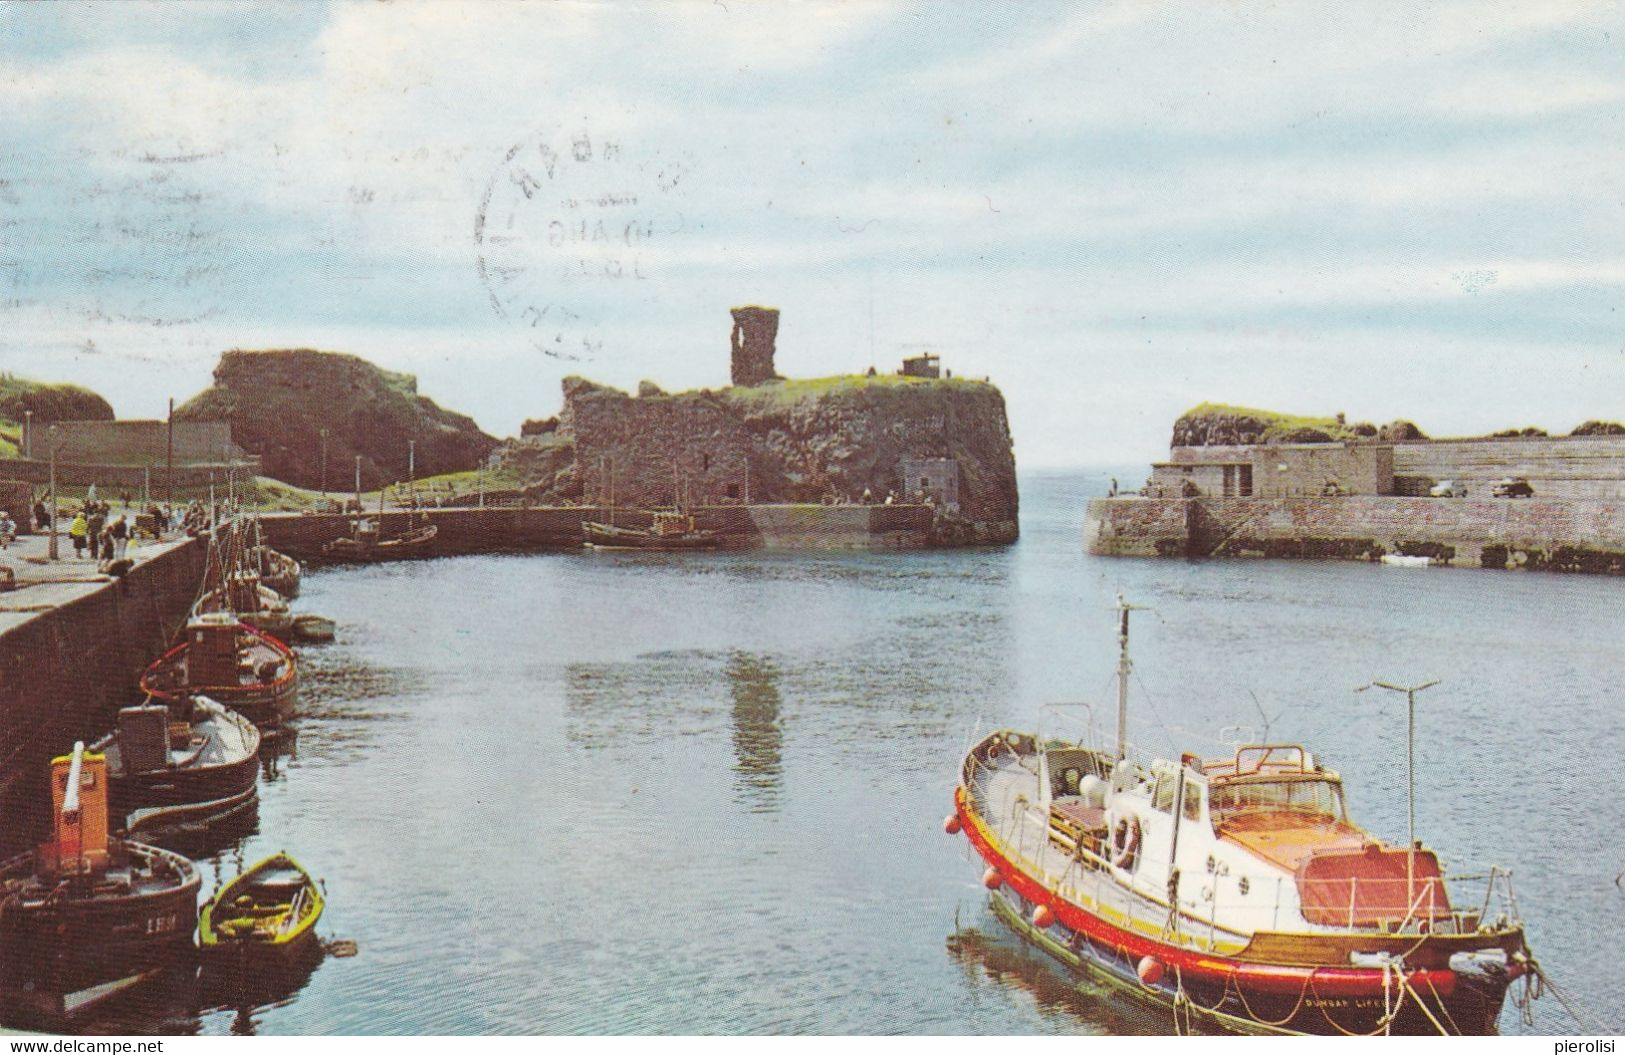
474,122,690,363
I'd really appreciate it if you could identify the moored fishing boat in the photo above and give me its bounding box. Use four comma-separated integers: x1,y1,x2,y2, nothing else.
125,786,259,857
250,544,301,599
140,613,298,728
90,695,260,828
582,511,721,551
194,577,295,639
0,744,200,1022
199,852,323,968
950,598,1534,1036
322,522,437,562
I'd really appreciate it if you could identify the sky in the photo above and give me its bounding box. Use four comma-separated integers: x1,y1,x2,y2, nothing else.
2,0,1624,468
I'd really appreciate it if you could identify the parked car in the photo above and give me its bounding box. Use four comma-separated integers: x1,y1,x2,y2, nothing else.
1428,480,1467,497
1491,477,1534,498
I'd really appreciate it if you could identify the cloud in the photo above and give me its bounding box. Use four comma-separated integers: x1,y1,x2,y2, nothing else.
4,0,1625,470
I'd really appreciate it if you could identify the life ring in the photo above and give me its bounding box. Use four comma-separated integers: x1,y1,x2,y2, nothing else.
1111,815,1141,871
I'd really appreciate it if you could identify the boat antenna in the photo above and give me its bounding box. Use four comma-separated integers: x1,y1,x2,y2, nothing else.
1249,690,1284,742
1114,594,1148,762
1355,678,1440,917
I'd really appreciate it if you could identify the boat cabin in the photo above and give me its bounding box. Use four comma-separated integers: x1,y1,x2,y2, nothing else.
38,746,110,876
651,512,698,537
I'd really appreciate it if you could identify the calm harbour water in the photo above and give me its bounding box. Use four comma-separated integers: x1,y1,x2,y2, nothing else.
79,471,1625,1034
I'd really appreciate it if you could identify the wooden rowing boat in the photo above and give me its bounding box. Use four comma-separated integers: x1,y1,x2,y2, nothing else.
199,851,323,967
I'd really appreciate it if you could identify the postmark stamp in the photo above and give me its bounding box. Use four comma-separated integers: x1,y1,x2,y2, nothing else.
474,123,691,364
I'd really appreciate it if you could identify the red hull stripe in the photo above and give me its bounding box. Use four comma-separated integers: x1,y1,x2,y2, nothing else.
955,787,1474,999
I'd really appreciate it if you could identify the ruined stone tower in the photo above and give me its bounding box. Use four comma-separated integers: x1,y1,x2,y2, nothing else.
729,306,780,387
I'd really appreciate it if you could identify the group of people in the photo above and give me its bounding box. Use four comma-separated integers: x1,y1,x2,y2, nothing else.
66,501,132,566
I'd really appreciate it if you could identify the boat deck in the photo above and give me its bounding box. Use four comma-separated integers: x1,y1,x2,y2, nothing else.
967,750,1230,948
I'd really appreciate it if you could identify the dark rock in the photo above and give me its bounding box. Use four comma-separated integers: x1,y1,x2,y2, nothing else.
0,375,114,423
1378,419,1427,442
637,380,666,398
520,416,559,437
175,349,498,490
1570,420,1625,436
1273,427,1334,444
527,375,1018,543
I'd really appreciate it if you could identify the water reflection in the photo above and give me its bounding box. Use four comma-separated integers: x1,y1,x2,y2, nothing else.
198,947,325,1035
260,725,298,782
727,652,783,813
944,923,1176,1036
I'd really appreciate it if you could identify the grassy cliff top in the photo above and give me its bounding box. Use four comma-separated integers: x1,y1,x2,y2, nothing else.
1178,402,1364,443
722,373,993,408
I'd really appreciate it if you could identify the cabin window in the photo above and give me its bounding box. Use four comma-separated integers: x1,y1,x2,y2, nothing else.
1182,782,1203,822
727,484,739,500
702,453,711,472
920,477,930,489
1210,777,1346,825
1152,774,1176,813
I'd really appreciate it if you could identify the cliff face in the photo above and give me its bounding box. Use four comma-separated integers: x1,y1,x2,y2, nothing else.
175,349,498,489
520,374,1018,543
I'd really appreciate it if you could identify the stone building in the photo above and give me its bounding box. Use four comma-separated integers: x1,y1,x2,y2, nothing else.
899,457,960,511
899,354,941,379
1148,443,1394,498
730,306,781,387
31,420,253,467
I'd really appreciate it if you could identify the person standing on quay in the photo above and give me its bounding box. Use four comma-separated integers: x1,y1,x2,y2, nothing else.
111,514,128,560
69,510,88,558
33,499,48,532
86,504,105,561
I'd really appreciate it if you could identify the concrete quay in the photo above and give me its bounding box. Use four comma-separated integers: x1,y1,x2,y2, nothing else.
0,528,206,855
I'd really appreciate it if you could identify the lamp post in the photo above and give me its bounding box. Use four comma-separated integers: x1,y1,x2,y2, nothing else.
47,424,58,560
354,454,362,515
1356,678,1441,914
320,428,329,500
23,409,32,459
408,439,416,510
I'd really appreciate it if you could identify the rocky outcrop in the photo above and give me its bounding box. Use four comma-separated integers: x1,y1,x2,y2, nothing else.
0,374,114,424
1172,404,1429,446
175,349,498,490
526,374,1018,544
1572,421,1625,436
1378,420,1427,442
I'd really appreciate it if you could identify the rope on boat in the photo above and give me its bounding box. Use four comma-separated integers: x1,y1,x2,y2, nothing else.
1398,971,1451,1036
1522,956,1618,1034
1420,972,1462,1036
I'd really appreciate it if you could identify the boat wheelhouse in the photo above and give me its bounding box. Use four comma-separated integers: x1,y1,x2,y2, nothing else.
0,745,200,1023
141,613,298,728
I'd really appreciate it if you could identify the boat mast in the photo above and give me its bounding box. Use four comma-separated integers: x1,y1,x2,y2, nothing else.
1114,594,1143,762
1358,678,1440,918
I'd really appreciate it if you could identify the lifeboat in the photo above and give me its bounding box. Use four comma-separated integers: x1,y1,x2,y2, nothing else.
950,598,1532,1036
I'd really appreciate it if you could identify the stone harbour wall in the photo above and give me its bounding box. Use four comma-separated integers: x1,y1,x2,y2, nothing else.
1086,495,1625,571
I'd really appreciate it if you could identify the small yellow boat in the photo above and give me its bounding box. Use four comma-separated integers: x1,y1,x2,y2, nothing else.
198,852,323,965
